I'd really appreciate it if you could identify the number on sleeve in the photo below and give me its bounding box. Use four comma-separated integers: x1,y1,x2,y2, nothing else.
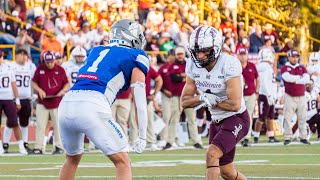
87,49,110,72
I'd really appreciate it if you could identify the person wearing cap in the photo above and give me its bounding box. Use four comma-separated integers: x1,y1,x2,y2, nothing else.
30,50,70,154
15,28,34,56
0,49,27,155
281,49,311,145
163,46,203,150
263,23,281,52
237,48,259,147
2,49,36,153
27,16,44,46
156,50,175,147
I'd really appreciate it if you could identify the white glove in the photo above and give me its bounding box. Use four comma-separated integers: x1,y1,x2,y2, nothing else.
131,137,146,154
199,92,220,107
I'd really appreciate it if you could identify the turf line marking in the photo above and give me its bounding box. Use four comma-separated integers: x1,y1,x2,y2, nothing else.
0,175,319,179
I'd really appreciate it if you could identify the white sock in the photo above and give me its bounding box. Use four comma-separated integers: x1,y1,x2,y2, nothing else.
196,118,203,127
21,127,28,143
0,140,3,149
268,131,274,137
253,131,260,138
3,127,12,143
18,140,24,149
43,136,48,147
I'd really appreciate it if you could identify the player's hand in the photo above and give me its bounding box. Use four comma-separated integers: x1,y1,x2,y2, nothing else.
199,92,220,107
16,104,21,111
38,89,46,99
131,136,146,154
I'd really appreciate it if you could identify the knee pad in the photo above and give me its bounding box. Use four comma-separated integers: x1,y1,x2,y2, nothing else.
196,118,203,127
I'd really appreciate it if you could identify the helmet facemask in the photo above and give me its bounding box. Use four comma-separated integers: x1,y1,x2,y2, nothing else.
189,46,216,68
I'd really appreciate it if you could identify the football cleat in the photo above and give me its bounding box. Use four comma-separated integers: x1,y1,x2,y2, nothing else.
253,137,259,144
300,139,311,145
162,143,172,150
268,137,279,143
241,139,250,147
52,147,65,154
284,140,291,145
194,143,204,149
3,143,9,153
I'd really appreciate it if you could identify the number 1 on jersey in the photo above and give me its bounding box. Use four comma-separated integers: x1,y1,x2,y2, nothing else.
87,49,110,72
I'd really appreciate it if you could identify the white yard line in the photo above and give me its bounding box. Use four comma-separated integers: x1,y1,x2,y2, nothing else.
0,175,319,179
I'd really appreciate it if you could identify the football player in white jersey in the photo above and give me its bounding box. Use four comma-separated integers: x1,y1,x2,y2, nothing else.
2,49,36,153
181,26,249,180
307,52,320,89
253,48,279,143
58,19,149,179
62,45,86,87
292,79,320,141
0,51,27,155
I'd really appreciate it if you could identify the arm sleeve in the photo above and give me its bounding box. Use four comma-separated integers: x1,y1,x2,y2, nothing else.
131,82,148,139
134,54,150,76
282,72,300,83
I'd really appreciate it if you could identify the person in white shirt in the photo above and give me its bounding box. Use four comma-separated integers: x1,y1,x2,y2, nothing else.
0,50,27,155
253,48,279,143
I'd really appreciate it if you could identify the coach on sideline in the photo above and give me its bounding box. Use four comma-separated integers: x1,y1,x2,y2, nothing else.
280,49,310,145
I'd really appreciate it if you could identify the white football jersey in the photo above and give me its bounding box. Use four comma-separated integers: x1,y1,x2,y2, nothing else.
305,90,319,120
186,53,246,121
62,60,84,87
12,61,36,99
256,62,276,98
0,61,16,100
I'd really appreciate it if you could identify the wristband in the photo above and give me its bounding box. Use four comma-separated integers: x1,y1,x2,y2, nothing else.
15,98,21,105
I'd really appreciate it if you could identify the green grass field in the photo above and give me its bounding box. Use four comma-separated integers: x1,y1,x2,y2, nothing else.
1,137,320,180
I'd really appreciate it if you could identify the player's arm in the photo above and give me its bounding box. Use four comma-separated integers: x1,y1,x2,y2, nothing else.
181,76,201,109
131,67,147,140
216,77,242,112
11,81,21,110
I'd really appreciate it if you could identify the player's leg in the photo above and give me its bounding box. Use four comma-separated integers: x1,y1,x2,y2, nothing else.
108,152,132,180
3,100,26,154
18,99,32,151
253,95,267,143
266,105,279,142
220,162,246,180
0,105,4,154
196,107,205,134
283,94,298,144
208,110,250,180
58,101,85,180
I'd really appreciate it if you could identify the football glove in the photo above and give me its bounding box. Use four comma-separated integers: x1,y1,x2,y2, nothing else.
199,91,221,107
131,136,146,154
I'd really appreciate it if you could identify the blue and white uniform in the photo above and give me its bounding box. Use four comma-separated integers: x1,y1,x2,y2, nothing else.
58,43,149,156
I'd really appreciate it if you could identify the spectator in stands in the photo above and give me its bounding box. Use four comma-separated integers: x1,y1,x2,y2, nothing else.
220,17,238,44
260,38,275,54
222,0,238,26
263,23,281,52
56,26,72,49
91,24,108,47
43,12,55,33
146,3,164,30
40,31,63,55
27,16,43,47
55,12,69,34
281,49,310,145
30,50,69,154
15,28,34,55
249,25,265,53
186,4,199,28
71,29,86,47
176,23,193,50
5,10,21,37
138,0,154,24
279,40,294,67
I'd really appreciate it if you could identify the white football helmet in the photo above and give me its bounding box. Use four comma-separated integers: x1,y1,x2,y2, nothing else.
308,52,320,66
189,26,223,68
259,48,275,64
70,45,87,64
109,19,146,50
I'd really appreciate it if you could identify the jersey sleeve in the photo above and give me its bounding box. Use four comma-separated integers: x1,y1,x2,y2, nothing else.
224,56,242,81
185,58,194,79
134,51,150,76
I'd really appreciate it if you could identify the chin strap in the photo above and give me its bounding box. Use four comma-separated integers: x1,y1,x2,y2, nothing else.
235,171,239,180
206,165,219,169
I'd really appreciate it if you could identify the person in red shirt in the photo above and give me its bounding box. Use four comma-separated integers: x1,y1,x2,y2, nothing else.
111,89,132,140
163,47,203,150
157,50,175,148
237,48,259,147
31,50,70,154
281,49,310,145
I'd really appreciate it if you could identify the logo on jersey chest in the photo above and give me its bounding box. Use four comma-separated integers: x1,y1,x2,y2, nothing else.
195,80,222,88
193,73,200,78
78,74,98,80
